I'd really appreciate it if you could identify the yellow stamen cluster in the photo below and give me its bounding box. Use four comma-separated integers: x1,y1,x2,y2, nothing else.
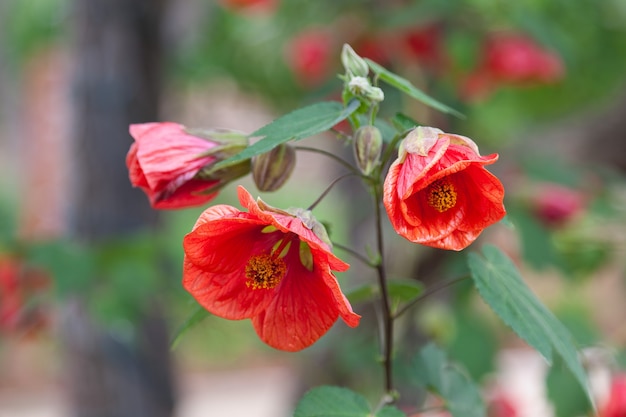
426,179,457,212
245,254,287,290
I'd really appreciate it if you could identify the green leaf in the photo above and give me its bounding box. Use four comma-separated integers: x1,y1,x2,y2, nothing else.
376,407,405,417
387,279,424,303
412,343,486,417
467,245,592,405
170,303,211,350
213,100,360,170
346,284,377,304
346,279,423,307
365,59,464,119
391,112,420,132
293,386,405,417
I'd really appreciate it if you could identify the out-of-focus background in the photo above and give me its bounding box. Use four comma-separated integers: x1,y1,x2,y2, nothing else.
1,0,626,416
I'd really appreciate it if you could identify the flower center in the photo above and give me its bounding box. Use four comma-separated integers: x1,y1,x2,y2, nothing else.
245,254,287,290
426,179,457,212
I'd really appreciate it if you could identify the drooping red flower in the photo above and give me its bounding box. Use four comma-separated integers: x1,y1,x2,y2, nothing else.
127,122,249,209
601,374,626,417
183,186,360,351
285,29,334,88
383,126,506,250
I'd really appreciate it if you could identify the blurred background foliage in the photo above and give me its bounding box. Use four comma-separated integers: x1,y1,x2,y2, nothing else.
1,0,626,415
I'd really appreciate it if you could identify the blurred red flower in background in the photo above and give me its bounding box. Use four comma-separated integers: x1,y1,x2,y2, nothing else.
0,255,49,337
218,0,277,13
285,29,335,87
384,126,506,251
461,33,564,101
531,182,584,228
401,24,446,69
183,186,360,351
601,374,626,417
127,122,249,210
353,35,392,67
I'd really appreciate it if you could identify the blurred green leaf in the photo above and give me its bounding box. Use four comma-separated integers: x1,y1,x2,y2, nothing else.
507,208,557,270
467,245,592,405
346,279,424,307
170,303,211,350
547,357,593,417
294,386,405,417
412,343,486,417
346,284,377,304
214,100,360,170
388,279,424,305
27,240,94,296
365,59,464,118
391,112,420,133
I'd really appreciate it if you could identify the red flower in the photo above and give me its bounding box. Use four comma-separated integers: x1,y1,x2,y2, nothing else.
183,186,360,351
0,256,22,332
0,255,50,337
127,122,249,209
401,24,445,69
484,34,564,84
602,374,626,417
460,33,564,102
219,0,277,13
285,29,334,88
531,182,584,228
383,127,506,250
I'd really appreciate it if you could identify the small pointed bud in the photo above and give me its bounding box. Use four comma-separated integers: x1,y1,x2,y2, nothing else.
252,143,296,192
353,126,383,175
348,77,385,103
348,76,371,95
341,43,369,77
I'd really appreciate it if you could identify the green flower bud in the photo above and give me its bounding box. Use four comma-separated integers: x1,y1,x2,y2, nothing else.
348,77,385,103
252,143,296,192
353,126,383,175
341,43,369,77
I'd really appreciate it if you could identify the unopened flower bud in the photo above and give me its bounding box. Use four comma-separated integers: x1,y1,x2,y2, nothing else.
341,43,369,77
353,126,383,175
252,143,296,192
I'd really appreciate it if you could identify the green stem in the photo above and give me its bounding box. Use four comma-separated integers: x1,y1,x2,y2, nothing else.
392,275,470,319
372,185,394,399
295,146,360,175
307,173,357,211
332,242,376,267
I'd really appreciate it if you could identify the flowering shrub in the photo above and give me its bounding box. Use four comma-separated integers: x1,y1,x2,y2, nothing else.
128,44,592,416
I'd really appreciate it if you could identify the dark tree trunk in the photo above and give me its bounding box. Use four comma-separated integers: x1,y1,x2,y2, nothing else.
69,0,163,238
63,1,175,416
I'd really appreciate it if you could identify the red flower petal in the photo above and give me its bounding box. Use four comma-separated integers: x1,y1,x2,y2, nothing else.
251,248,357,351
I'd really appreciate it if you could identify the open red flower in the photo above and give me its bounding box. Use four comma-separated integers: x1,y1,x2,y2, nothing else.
127,122,249,209
183,186,360,351
383,126,506,250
